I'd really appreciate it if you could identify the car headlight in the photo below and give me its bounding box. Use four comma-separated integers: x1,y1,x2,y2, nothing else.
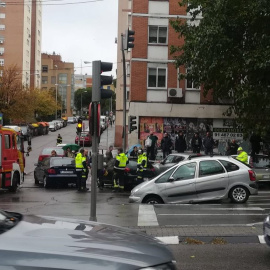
142,261,177,270
131,188,140,195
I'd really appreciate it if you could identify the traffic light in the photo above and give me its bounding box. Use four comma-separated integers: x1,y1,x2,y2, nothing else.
77,118,82,134
128,115,137,133
123,28,135,50
92,60,114,102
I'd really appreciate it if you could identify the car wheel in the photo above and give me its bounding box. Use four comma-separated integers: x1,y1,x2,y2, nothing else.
9,173,20,192
229,186,249,203
34,172,39,185
43,176,51,189
144,196,163,204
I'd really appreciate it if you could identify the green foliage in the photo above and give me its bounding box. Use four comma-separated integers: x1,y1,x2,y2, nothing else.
170,0,270,135
74,88,92,110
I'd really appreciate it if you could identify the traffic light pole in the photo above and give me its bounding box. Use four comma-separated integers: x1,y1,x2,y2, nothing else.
121,33,127,152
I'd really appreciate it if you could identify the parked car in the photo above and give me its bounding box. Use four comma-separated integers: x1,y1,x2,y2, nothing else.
75,132,92,146
129,156,258,204
38,146,65,162
98,157,157,191
263,215,270,247
0,209,176,270
152,152,206,175
67,116,76,123
48,121,57,131
51,120,62,129
232,154,270,183
34,157,77,188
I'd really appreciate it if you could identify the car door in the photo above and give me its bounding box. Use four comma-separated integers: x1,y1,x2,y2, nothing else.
196,160,229,201
36,158,50,182
162,162,197,203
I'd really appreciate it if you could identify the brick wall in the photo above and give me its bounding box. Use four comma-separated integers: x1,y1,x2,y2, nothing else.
133,0,148,14
130,61,147,101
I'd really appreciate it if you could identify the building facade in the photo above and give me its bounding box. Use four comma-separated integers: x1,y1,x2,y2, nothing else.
116,0,241,154
0,0,41,88
41,53,74,117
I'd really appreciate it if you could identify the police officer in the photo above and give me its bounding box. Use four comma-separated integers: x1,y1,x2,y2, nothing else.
236,147,248,164
75,148,85,192
56,134,62,145
81,151,89,191
113,148,128,192
137,149,148,184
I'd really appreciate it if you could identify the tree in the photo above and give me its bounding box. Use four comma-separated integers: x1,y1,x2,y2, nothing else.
170,0,270,135
74,88,92,112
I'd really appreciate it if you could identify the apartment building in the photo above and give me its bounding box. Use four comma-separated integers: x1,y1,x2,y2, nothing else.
0,0,41,88
116,0,241,153
41,53,74,117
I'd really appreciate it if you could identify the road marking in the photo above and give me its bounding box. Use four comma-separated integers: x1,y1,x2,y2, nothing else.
138,205,158,226
158,213,265,216
155,236,179,245
258,235,266,244
191,207,264,211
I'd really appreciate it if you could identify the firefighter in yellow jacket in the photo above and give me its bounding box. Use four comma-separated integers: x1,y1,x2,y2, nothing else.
75,148,89,192
236,147,248,164
113,148,128,192
137,149,148,184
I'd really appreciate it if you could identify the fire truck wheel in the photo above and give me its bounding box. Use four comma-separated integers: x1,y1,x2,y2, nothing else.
9,173,19,192
43,176,51,189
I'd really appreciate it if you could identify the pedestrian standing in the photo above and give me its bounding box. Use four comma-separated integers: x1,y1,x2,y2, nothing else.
146,132,158,160
137,149,148,184
75,148,84,192
56,134,62,145
191,132,202,153
236,147,248,164
105,145,113,163
226,139,239,155
161,132,173,159
175,131,187,153
203,132,215,156
130,146,139,158
250,133,261,163
113,148,128,192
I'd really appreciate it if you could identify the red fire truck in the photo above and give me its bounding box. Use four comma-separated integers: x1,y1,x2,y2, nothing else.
0,125,31,192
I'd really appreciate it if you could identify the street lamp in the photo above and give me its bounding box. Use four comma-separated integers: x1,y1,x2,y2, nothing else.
81,90,87,117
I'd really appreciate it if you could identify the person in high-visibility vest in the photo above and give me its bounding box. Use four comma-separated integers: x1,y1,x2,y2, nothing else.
137,149,148,184
113,148,128,192
75,148,85,192
236,147,248,164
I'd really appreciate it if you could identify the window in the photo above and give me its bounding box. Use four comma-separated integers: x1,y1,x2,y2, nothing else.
0,25,5,30
186,68,200,90
172,163,196,181
51,76,56,84
59,73,67,85
42,65,48,72
219,160,239,172
42,76,48,84
4,134,10,149
148,67,166,88
0,59,4,66
149,26,167,44
0,13,5,19
155,167,176,183
199,160,225,177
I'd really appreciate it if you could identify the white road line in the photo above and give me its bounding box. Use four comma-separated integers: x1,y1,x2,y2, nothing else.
138,205,158,226
155,236,179,245
158,213,265,216
258,235,266,244
193,207,264,211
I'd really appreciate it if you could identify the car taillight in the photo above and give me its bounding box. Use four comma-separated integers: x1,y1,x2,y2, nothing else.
248,170,256,181
124,167,131,173
47,168,56,174
38,156,43,161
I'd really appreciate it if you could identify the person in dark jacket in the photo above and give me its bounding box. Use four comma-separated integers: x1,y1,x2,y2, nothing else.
226,139,239,155
191,132,202,153
146,132,158,160
175,131,187,153
56,134,62,145
161,133,172,159
203,132,215,156
250,133,261,163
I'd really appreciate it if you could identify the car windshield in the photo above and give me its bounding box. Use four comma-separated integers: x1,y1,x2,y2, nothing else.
51,158,75,166
42,148,64,155
254,156,270,168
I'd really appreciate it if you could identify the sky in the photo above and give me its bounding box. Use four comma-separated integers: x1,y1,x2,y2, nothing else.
42,0,118,77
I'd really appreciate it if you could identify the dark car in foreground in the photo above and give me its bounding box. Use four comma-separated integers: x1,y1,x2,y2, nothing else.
0,210,176,270
263,215,270,247
98,157,157,191
34,157,77,188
